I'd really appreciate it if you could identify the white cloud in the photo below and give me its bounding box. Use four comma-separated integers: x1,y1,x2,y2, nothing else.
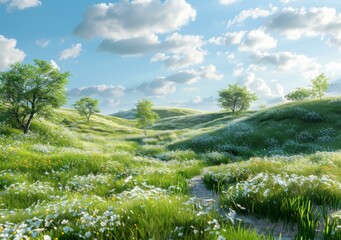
50,60,59,70
237,71,285,99
218,0,240,5
68,85,125,98
239,29,277,52
135,77,176,96
74,0,196,41
0,35,26,70
325,61,341,78
99,32,205,70
228,7,277,27
250,51,321,79
35,39,50,48
151,33,206,69
98,35,159,56
59,43,82,60
209,31,245,46
268,7,341,50
1,0,41,10
134,65,223,96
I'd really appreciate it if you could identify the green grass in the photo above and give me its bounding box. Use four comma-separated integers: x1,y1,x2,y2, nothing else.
0,98,340,239
170,98,341,157
112,106,203,119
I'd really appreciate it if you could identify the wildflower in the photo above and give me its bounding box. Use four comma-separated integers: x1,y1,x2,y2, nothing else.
44,235,52,240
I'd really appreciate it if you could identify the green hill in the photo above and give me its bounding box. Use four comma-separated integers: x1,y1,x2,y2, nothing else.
112,107,203,119
169,98,341,157
1,98,341,239
152,111,253,130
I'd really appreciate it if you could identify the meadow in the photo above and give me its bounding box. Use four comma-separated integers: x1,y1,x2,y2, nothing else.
0,98,340,239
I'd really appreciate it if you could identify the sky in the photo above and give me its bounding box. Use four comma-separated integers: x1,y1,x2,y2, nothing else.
0,0,341,114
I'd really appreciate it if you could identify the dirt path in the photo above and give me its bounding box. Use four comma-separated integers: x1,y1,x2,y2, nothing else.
188,175,297,240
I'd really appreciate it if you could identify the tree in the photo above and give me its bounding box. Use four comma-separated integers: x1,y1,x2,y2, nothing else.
218,83,257,114
73,97,100,124
311,73,329,99
285,87,312,101
0,59,69,134
135,99,159,135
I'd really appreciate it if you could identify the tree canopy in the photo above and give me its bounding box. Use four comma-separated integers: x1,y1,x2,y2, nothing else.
285,87,312,101
0,59,69,134
73,97,100,124
311,73,329,99
218,83,257,114
135,99,159,135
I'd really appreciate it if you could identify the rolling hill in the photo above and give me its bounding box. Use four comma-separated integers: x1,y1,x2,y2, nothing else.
112,106,203,119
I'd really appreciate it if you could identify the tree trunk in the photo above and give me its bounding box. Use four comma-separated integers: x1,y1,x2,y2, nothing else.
23,124,29,134
144,128,147,136
23,112,35,134
87,116,90,124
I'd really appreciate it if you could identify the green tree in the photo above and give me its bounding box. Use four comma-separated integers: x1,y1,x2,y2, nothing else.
0,59,69,134
73,97,100,124
311,73,330,99
135,99,159,135
285,87,312,101
218,83,257,114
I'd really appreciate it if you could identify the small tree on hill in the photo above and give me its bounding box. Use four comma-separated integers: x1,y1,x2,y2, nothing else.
311,73,329,99
73,97,100,124
285,87,312,101
0,59,69,134
136,99,159,135
218,83,257,114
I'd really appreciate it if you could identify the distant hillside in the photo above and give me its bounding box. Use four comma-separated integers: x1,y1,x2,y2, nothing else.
169,98,341,157
152,111,253,130
112,107,203,119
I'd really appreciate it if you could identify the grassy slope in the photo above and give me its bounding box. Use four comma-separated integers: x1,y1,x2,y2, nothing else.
1,98,341,239
169,98,341,157
152,111,253,130
112,107,203,119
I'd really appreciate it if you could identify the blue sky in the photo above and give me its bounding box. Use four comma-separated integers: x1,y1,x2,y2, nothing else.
0,0,340,113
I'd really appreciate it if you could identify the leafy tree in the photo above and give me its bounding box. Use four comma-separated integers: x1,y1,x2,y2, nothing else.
285,87,312,101
0,59,69,134
311,73,329,99
135,99,159,135
73,97,100,124
218,83,257,114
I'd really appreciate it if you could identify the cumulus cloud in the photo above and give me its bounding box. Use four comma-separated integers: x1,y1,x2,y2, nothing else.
0,35,26,70
0,0,41,10
250,51,321,79
75,1,203,69
59,43,82,60
236,71,285,100
99,32,205,70
135,77,176,96
98,35,159,56
151,33,206,69
68,85,125,98
209,31,245,46
218,0,241,5
74,0,196,40
35,39,50,48
268,7,341,50
228,7,277,27
134,65,223,96
239,29,277,52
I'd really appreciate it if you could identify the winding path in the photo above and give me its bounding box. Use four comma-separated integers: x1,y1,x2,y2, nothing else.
188,174,297,240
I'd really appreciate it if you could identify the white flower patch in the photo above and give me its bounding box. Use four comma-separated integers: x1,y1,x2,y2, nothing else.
65,173,112,192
